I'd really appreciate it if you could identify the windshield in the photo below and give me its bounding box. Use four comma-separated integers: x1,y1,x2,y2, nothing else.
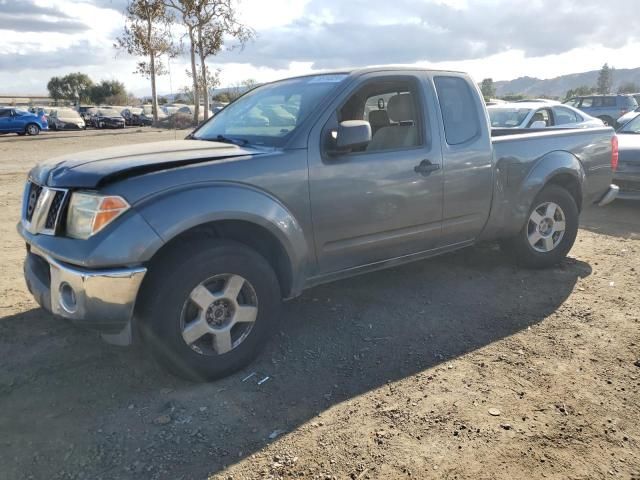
619,114,640,133
98,108,121,116
194,74,348,146
488,107,531,128
56,109,81,119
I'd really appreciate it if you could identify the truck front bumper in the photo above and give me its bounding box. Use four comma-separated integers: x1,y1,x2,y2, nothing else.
24,246,146,342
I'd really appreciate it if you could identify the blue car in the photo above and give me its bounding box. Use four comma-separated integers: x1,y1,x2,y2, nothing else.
0,108,48,136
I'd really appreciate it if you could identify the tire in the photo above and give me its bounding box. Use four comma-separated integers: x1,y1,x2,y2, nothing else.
501,184,579,268
139,239,281,381
25,123,40,136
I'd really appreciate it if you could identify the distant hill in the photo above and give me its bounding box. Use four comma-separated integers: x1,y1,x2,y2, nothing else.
494,67,640,98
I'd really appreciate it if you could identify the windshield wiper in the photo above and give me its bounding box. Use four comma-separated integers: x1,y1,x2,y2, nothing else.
214,134,249,146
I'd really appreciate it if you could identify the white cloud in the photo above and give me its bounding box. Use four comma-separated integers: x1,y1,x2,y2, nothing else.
0,0,638,97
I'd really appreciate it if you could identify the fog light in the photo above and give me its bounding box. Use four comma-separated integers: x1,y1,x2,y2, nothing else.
59,282,77,313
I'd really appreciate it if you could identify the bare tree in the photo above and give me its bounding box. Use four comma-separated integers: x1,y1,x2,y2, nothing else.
196,1,252,119
116,0,177,124
164,1,201,122
166,0,252,122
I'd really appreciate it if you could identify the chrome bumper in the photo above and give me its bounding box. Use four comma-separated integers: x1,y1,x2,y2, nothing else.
24,247,146,343
597,184,619,206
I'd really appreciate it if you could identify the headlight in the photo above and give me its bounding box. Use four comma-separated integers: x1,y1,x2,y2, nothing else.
66,192,130,239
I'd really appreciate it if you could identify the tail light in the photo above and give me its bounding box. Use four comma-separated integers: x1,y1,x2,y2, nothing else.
611,135,619,171
620,108,628,116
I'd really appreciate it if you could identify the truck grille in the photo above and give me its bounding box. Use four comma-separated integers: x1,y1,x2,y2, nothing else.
23,181,68,235
25,182,43,222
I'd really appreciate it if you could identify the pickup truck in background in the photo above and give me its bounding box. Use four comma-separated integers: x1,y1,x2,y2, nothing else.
19,68,619,380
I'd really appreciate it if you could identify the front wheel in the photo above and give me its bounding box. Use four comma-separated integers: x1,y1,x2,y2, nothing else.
25,123,40,136
139,239,281,381
501,184,579,268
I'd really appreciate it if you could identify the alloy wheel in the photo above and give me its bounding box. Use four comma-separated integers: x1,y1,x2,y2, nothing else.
527,201,566,253
179,274,258,356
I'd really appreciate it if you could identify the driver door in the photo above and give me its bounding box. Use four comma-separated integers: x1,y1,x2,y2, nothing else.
307,73,443,274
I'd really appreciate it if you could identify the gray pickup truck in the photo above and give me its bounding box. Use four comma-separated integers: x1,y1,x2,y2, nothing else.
19,68,619,380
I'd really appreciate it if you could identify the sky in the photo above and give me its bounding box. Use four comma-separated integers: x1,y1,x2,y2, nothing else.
0,0,639,96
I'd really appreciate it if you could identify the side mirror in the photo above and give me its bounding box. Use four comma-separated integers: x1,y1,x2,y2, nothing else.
328,120,372,154
530,120,547,129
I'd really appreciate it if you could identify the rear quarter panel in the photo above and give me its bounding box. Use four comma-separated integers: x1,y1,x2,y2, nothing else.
481,127,614,240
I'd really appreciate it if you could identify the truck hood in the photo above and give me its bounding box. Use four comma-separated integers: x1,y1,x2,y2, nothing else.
618,133,640,165
30,140,263,188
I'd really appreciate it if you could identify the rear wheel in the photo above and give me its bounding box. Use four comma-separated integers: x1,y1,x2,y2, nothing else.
139,239,281,381
25,123,40,136
501,184,578,268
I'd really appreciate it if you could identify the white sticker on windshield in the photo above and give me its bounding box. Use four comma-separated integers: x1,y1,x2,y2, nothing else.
307,74,348,83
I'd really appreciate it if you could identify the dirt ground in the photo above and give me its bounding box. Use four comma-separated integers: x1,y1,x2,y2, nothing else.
0,130,638,480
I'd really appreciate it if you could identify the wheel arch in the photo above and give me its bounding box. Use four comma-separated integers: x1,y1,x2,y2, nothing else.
506,151,585,237
136,183,311,300
25,122,40,134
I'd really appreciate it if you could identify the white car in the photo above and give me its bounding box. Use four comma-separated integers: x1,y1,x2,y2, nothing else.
48,108,86,130
617,106,640,127
488,102,604,129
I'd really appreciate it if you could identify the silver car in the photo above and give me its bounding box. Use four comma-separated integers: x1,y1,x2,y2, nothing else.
488,102,604,129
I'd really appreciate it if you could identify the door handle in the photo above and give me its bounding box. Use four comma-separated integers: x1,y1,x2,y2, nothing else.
414,159,440,176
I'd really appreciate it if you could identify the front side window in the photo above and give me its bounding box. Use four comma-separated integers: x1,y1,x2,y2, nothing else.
336,77,423,152
434,76,480,144
529,109,551,127
194,74,348,147
488,107,531,127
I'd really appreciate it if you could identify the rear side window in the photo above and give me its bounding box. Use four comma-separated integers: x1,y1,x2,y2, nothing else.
434,76,480,145
603,97,616,107
580,98,593,107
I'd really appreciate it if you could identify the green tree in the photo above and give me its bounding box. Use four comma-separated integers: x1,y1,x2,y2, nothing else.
212,92,230,103
501,94,526,102
47,77,65,104
480,78,496,100
618,81,639,94
90,80,127,104
116,0,178,123
564,85,597,101
597,63,614,95
47,73,93,104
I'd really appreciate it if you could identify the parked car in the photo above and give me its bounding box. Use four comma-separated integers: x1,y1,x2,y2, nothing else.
564,94,638,127
175,105,214,121
162,104,184,116
617,105,640,126
514,98,561,104
0,108,48,135
487,102,603,129
48,108,86,130
91,107,126,129
77,106,96,123
121,107,153,126
19,68,617,380
614,114,640,199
